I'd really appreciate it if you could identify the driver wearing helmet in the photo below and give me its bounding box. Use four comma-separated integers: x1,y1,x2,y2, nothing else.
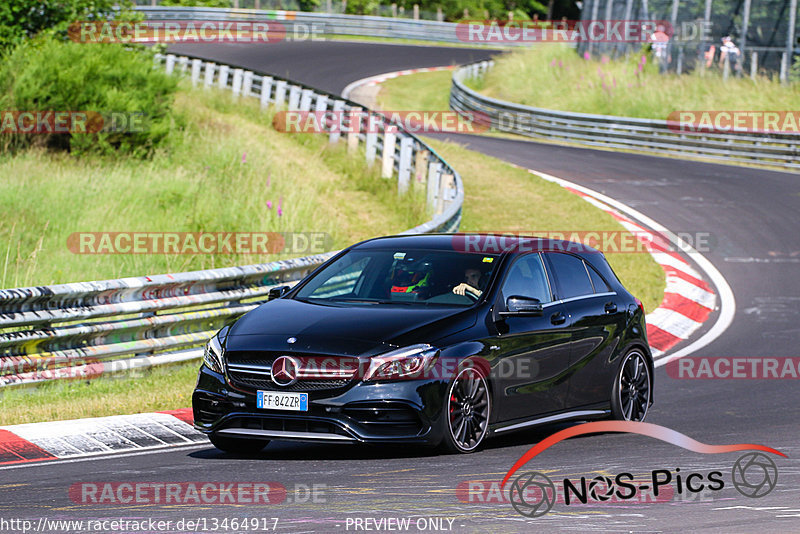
389,260,432,297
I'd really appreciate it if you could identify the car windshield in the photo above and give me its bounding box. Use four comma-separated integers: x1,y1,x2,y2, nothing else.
294,248,499,307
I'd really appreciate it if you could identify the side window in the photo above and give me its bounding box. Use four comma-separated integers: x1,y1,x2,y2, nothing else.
500,254,551,303
586,263,611,293
547,253,594,299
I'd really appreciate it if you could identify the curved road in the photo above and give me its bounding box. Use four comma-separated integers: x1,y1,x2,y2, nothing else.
3,41,798,533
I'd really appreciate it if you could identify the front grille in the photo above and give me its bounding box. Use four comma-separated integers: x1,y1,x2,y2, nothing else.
225,350,358,392
227,372,350,391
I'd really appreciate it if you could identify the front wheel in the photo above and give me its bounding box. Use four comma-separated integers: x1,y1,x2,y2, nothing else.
611,349,651,422
440,366,491,453
208,433,270,454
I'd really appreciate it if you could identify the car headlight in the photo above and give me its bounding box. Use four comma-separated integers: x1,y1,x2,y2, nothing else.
203,335,224,374
363,344,439,381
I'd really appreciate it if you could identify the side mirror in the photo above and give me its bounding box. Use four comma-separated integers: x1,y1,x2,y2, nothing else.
499,295,543,317
268,285,290,300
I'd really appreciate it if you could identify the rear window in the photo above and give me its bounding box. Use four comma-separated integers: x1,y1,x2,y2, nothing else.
587,264,611,293
547,252,594,299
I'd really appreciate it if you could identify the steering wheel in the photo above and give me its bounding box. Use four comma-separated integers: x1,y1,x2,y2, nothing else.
464,290,480,301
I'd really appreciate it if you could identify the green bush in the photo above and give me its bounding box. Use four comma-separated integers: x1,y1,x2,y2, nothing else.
0,0,131,51
0,38,182,157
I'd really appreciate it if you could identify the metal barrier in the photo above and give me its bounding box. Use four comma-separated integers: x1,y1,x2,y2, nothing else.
450,61,800,170
133,6,520,46
0,53,464,388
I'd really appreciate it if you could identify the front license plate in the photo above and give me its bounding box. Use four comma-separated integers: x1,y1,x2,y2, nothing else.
256,391,308,411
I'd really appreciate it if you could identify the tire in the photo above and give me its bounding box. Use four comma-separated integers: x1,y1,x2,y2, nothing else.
208,433,270,454
440,365,491,453
611,349,652,422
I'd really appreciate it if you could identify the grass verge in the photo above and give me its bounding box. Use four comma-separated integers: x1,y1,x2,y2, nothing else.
0,81,425,288
471,44,800,119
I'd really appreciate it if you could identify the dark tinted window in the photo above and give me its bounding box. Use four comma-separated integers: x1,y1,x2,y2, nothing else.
547,253,594,299
587,264,611,293
501,254,551,303
295,249,499,306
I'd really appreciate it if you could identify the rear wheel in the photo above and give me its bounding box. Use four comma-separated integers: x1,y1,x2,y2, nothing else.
611,349,651,422
208,433,270,454
440,366,491,453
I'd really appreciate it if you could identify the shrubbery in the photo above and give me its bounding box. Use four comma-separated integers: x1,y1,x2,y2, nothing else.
0,39,182,157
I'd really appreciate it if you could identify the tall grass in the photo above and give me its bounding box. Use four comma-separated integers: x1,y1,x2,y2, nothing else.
471,45,800,119
0,83,425,288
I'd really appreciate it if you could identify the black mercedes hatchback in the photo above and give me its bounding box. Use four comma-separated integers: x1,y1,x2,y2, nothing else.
193,234,653,453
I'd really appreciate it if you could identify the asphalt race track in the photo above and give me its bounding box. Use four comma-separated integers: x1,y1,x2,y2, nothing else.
3,41,798,533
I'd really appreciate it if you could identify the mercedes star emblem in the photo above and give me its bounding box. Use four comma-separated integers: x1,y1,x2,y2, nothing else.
271,356,300,387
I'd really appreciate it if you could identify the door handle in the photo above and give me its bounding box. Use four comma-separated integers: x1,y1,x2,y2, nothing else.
605,302,618,314
550,312,566,325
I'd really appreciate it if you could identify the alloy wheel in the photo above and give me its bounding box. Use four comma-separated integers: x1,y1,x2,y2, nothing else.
617,350,651,422
447,367,490,452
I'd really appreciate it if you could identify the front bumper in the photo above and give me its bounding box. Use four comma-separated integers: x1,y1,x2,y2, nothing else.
193,365,449,445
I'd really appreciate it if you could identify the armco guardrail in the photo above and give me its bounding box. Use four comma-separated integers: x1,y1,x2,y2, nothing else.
0,53,464,388
133,6,518,46
451,61,800,170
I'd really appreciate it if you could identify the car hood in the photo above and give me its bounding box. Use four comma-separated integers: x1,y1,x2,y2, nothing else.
225,298,477,355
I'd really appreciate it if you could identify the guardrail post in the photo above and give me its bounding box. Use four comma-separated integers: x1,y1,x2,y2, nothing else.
414,149,429,189
232,69,244,97
191,59,202,86
722,54,730,81
218,65,230,89
178,56,189,73
288,86,301,111
204,62,216,88
165,54,176,74
398,137,413,193
427,161,441,211
329,100,345,143
365,131,377,164
274,80,287,107
381,132,397,178
750,51,758,80
436,173,454,215
243,71,254,97
347,107,362,152
300,89,314,111
780,52,788,83
260,76,274,108
413,4,419,19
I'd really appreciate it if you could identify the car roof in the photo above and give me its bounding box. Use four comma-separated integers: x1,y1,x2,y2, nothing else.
350,233,603,258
